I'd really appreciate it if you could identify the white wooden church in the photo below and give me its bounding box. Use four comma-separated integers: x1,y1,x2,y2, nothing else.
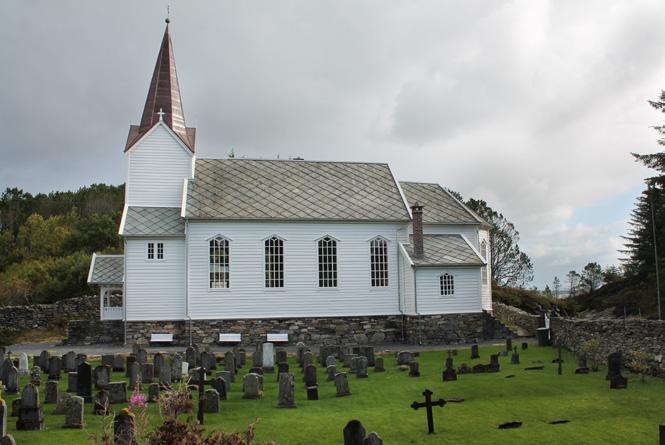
87,21,493,345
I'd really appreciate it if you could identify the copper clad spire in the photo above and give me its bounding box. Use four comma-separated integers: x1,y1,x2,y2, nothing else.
126,20,196,152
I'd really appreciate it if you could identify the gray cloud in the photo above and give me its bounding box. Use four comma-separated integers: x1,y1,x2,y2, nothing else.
1,0,664,288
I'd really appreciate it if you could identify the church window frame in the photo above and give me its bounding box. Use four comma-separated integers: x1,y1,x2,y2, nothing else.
317,235,338,288
264,235,285,288
480,240,488,285
369,236,389,287
440,273,455,296
209,235,230,289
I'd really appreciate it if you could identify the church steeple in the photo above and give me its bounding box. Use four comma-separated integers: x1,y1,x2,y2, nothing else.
125,19,196,152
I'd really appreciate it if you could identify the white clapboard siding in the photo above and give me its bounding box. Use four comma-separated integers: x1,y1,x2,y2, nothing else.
421,224,480,249
126,124,193,207
415,267,483,315
187,221,407,319
399,247,416,315
479,229,492,311
125,238,187,320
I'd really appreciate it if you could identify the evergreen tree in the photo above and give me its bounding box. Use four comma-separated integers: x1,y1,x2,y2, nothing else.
553,276,561,298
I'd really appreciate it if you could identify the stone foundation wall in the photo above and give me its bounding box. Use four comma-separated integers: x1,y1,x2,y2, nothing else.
66,312,515,346
0,296,98,335
65,320,124,345
492,302,540,336
551,317,665,374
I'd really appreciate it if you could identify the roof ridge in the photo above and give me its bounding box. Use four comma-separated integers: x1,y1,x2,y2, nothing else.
196,158,390,166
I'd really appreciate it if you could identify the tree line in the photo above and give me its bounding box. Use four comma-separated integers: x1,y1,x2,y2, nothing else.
0,184,124,305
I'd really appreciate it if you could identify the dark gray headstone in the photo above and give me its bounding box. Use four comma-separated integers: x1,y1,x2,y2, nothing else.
136,349,148,366
93,365,111,389
185,346,198,368
335,372,351,397
108,382,127,404
44,381,58,404
471,344,480,359
128,362,140,390
141,363,154,384
113,354,125,372
203,388,220,413
101,355,114,369
5,365,19,394
343,420,366,445
48,356,61,381
217,371,232,392
327,365,337,381
374,357,385,372
54,392,72,415
242,373,262,399
304,364,318,387
16,384,44,431
356,357,368,378
211,377,227,401
277,372,296,408
276,348,288,365
63,395,84,429
397,351,413,366
93,390,110,416
62,351,76,373
148,383,160,403
67,372,78,393
409,361,420,377
76,362,92,403
113,410,136,444
153,353,164,377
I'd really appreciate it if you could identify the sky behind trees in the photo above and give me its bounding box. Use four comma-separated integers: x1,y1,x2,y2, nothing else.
2,0,664,289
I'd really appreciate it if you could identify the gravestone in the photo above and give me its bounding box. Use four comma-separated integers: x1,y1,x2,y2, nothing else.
108,382,128,404
185,346,198,368
217,371,232,392
252,350,262,368
335,372,351,397
67,372,78,393
343,420,365,445
18,353,29,376
153,353,164,377
304,364,318,387
356,356,368,378
39,351,50,373
93,391,110,416
489,354,500,373
77,362,92,403
211,377,227,401
243,373,262,399
141,363,154,384
136,348,148,366
101,355,114,369
200,352,214,372
277,373,296,408
607,352,623,381
458,363,471,374
522,342,529,351
159,359,172,389
224,351,236,380
171,353,184,379
327,365,337,381
442,361,457,382
16,384,44,431
5,366,18,394
44,381,58,404
364,432,384,445
249,366,264,375
147,383,160,403
303,351,314,369
470,343,480,359
113,354,125,372
262,343,275,372
344,354,357,369
30,366,41,386
125,355,136,378
409,361,420,377
203,389,220,413
359,346,376,366
54,392,72,415
511,348,520,365
236,348,246,367
75,354,87,368
63,396,84,429
128,362,140,390
296,342,307,366
326,355,337,367
113,410,136,445
575,355,590,374
277,362,289,381
350,356,361,373
506,338,513,352
374,357,385,372
48,356,62,381
93,365,110,389
276,348,288,365
397,351,413,366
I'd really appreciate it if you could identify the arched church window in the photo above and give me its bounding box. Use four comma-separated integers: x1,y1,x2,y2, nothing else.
209,236,230,288
318,236,338,288
369,237,389,287
265,236,284,288
440,273,454,296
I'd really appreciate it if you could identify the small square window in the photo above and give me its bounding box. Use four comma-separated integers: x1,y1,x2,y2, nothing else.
147,242,154,259
157,242,164,260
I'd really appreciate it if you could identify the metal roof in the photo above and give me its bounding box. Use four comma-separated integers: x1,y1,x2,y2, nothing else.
122,207,185,236
399,182,484,225
88,254,124,285
186,159,411,222
402,234,485,267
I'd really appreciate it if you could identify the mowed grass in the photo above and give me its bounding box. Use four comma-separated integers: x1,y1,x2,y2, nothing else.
4,344,663,444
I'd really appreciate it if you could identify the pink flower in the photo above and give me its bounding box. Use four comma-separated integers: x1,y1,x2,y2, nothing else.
129,393,147,410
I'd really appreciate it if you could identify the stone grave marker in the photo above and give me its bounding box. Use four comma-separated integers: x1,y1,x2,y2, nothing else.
153,353,164,377
607,352,623,380
159,359,172,389
185,346,198,368
236,348,246,367
39,351,50,373
93,390,110,416
356,356,368,378
511,348,520,365
327,365,337,381
30,366,41,386
76,362,92,403
262,343,275,372
171,353,184,379
575,355,590,374
141,363,154,384
411,388,446,434
304,364,318,387
18,353,29,376
335,372,351,397
217,371,232,392
224,351,236,379
54,392,72,415
374,357,385,372
359,346,376,366
409,361,420,377
48,356,62,381
243,373,263,399
276,348,288,365
252,350,262,368
203,388,220,413
125,355,136,378
343,420,365,445
44,381,58,404
326,355,336,367
458,363,471,374
128,362,140,390
67,372,78,393
277,372,296,408
113,354,125,372
5,366,18,394
489,354,500,373
522,342,529,351
470,343,480,359
211,377,227,401
108,382,128,404
94,365,111,389
11,399,20,418
276,363,289,382
16,384,44,431
63,395,84,429
75,353,87,368
397,351,413,366
101,355,114,369
296,342,307,366
148,383,160,403
442,360,457,382
303,351,314,369
506,337,513,352
136,348,148,366
113,409,136,445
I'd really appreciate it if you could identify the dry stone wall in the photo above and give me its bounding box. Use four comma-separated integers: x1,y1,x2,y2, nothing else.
492,302,540,336
0,296,98,336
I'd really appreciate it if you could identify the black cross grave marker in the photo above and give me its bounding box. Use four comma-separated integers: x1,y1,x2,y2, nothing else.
193,367,213,425
411,388,446,434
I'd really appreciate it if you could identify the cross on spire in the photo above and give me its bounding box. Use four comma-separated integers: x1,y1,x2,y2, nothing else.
157,108,165,121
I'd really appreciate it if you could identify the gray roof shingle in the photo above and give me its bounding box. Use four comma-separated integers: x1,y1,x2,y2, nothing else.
403,235,484,267
123,207,185,236
186,159,411,222
399,182,484,225
88,254,124,284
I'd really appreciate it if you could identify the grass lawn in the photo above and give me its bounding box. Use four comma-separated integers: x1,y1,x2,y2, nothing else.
4,344,662,444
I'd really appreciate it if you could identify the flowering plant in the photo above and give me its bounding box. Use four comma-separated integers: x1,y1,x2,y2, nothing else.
129,393,148,410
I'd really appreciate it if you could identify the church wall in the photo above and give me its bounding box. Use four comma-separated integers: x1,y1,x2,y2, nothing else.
125,237,187,321
479,229,492,311
125,123,193,207
415,266,483,315
186,221,409,319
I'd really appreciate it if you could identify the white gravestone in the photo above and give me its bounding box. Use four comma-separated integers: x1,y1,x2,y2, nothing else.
262,343,274,371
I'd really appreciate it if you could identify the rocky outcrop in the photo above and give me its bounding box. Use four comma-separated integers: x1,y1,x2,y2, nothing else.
492,302,540,336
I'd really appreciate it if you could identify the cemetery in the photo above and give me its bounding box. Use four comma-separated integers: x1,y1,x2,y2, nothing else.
0,340,664,444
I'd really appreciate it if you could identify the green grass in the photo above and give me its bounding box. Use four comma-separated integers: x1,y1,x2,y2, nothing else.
4,345,663,444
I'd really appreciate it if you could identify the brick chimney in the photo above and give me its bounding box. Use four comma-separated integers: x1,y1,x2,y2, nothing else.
411,203,424,257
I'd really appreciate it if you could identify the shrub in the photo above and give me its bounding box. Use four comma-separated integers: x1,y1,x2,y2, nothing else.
579,338,603,372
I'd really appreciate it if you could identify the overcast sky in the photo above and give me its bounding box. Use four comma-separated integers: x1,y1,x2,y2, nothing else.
1,0,664,290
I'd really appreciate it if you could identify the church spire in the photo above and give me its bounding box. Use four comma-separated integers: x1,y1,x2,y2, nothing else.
126,19,196,152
